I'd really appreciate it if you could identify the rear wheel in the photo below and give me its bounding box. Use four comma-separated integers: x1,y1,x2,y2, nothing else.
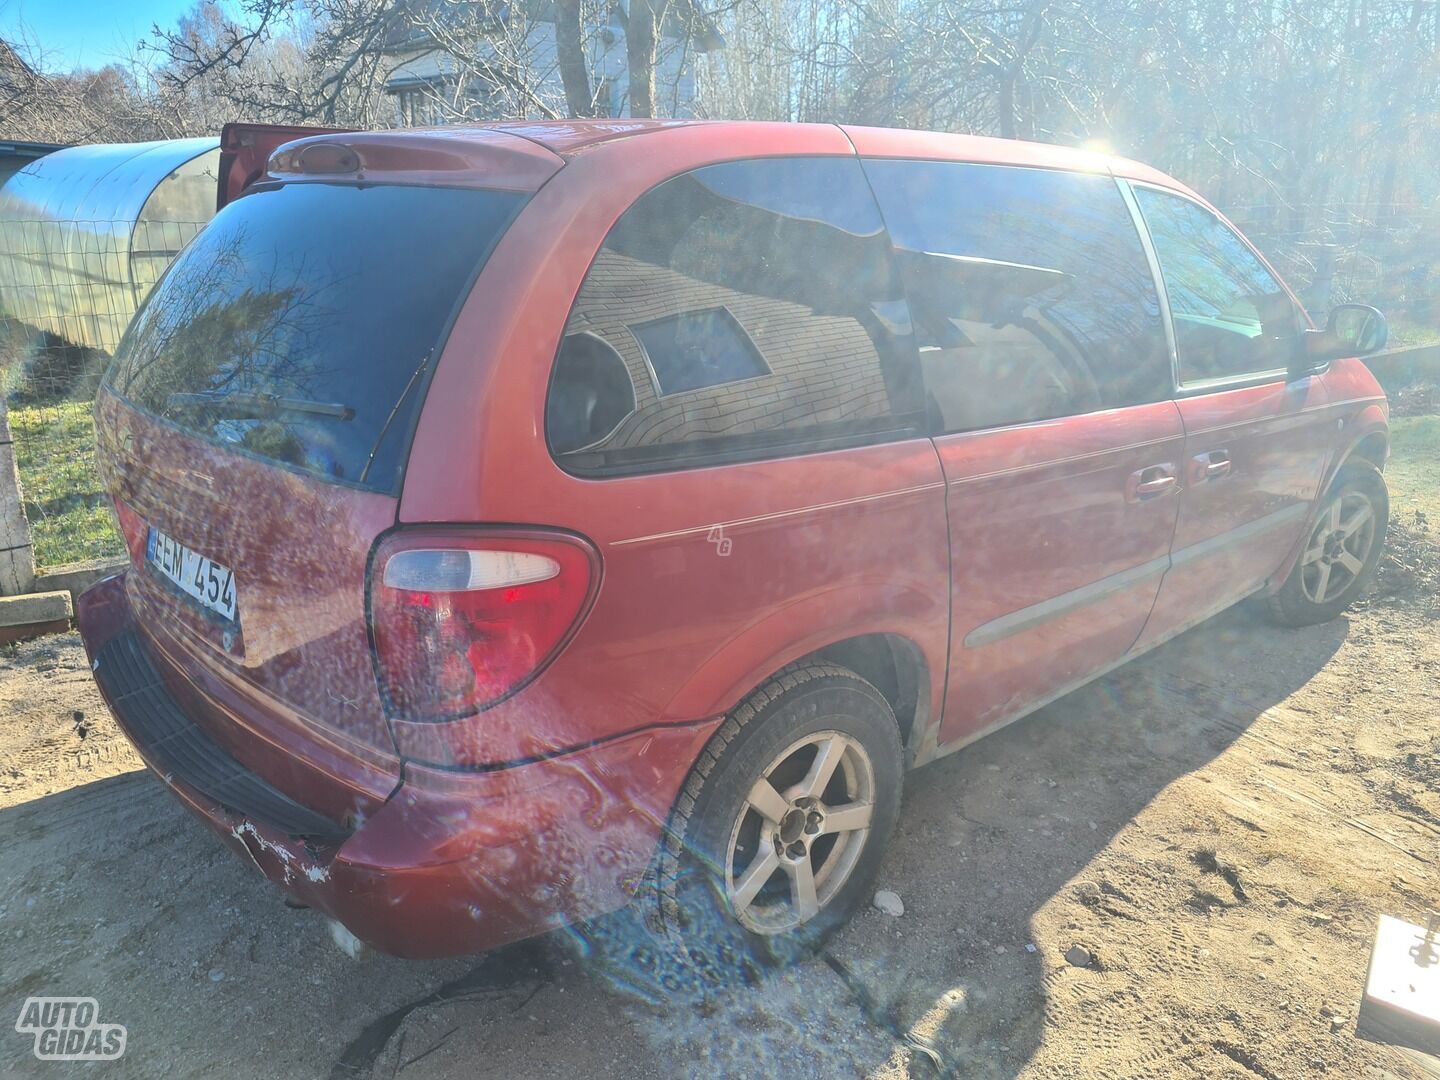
655,663,903,970
1267,463,1388,627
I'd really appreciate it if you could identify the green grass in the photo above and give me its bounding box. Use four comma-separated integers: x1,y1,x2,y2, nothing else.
1386,315,1440,349
1386,415,1440,529
8,399,124,568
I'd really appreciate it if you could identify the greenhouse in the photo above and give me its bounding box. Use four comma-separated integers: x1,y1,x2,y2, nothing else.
0,137,221,570
0,137,220,373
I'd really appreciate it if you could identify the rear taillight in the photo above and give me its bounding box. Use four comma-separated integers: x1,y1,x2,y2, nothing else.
369,529,598,723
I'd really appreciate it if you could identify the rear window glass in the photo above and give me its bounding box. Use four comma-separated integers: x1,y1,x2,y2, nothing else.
107,182,524,492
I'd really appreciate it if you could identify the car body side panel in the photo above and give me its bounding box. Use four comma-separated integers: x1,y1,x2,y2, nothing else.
1319,357,1391,470
932,402,1185,746
401,122,858,519
390,438,952,769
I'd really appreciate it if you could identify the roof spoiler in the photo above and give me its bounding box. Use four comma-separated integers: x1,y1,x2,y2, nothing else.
218,122,353,209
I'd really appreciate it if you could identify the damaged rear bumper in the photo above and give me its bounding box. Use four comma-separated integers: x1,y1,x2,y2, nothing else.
76,572,718,958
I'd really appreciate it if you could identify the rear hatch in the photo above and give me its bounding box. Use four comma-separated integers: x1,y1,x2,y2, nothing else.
96,159,537,776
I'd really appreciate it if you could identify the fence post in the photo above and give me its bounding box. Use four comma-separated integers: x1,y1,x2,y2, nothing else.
1304,243,1338,318
0,395,35,595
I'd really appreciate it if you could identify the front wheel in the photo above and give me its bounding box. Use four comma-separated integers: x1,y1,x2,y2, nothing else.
1267,463,1388,627
655,663,903,970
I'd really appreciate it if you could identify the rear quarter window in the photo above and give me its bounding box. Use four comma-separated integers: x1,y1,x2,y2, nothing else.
545,157,925,474
107,182,525,493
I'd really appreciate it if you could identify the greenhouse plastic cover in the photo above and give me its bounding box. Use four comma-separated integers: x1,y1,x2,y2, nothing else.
0,138,221,355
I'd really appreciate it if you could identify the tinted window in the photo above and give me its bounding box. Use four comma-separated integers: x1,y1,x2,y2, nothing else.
1134,186,1301,384
108,183,524,492
864,160,1171,434
546,158,924,471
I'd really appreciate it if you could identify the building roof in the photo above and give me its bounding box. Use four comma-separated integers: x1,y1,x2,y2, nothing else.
0,140,67,161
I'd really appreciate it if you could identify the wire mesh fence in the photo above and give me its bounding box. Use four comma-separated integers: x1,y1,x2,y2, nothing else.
0,218,209,570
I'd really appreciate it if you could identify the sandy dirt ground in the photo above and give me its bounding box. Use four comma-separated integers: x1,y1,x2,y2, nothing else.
1,487,1438,1078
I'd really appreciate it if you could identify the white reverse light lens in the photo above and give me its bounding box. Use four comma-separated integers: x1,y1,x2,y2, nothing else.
383,549,561,592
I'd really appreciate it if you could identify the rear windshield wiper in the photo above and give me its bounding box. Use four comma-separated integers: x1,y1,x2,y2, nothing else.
167,391,355,421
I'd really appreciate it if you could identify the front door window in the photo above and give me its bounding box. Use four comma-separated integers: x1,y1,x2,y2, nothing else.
1134,187,1302,386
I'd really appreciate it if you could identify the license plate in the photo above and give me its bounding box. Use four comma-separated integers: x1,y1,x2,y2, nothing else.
146,527,238,622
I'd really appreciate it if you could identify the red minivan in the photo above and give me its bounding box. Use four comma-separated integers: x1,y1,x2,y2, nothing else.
77,120,1392,961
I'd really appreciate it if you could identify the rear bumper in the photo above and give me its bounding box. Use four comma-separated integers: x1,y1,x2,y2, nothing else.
76,573,718,958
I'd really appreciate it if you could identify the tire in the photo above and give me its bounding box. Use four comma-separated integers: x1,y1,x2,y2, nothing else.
654,662,903,972
1267,462,1388,627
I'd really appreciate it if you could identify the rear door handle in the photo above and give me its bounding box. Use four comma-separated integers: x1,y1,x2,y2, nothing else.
1126,463,1179,502
1190,449,1232,484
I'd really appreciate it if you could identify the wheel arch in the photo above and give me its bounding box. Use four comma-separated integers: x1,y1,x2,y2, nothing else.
1323,407,1390,491
1345,428,1389,473
1266,412,1390,594
668,625,939,770
806,634,932,766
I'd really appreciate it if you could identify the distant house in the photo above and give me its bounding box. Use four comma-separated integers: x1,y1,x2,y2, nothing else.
379,0,722,124
0,40,66,186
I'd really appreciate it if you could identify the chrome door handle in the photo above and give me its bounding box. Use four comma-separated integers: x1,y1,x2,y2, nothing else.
1190,450,1232,484
1127,463,1179,502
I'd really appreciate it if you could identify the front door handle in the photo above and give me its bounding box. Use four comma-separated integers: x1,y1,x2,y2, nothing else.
1190,449,1232,484
1126,463,1179,502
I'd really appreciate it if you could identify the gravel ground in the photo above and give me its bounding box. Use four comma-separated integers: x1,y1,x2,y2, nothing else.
1,490,1437,1078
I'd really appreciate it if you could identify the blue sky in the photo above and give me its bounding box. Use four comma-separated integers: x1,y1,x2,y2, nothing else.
3,0,200,71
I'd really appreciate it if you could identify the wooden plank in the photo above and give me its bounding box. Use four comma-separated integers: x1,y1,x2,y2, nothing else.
0,397,34,596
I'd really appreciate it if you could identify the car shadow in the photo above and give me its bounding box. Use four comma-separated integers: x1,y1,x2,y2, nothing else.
806,604,1353,1078
554,602,1354,1077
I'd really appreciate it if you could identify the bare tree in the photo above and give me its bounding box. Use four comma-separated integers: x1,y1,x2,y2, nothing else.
147,0,710,124
554,0,597,116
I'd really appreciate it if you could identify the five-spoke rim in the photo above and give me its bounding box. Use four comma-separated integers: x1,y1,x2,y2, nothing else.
724,730,875,935
1300,490,1376,604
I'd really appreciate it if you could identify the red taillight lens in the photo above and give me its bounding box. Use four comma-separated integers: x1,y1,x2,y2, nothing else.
369,530,597,722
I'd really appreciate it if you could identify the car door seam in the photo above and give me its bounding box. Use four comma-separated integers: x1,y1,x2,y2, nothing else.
962,502,1307,650
1182,395,1384,440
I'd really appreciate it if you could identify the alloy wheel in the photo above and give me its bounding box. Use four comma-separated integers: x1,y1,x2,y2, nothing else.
1300,490,1377,604
724,731,876,935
